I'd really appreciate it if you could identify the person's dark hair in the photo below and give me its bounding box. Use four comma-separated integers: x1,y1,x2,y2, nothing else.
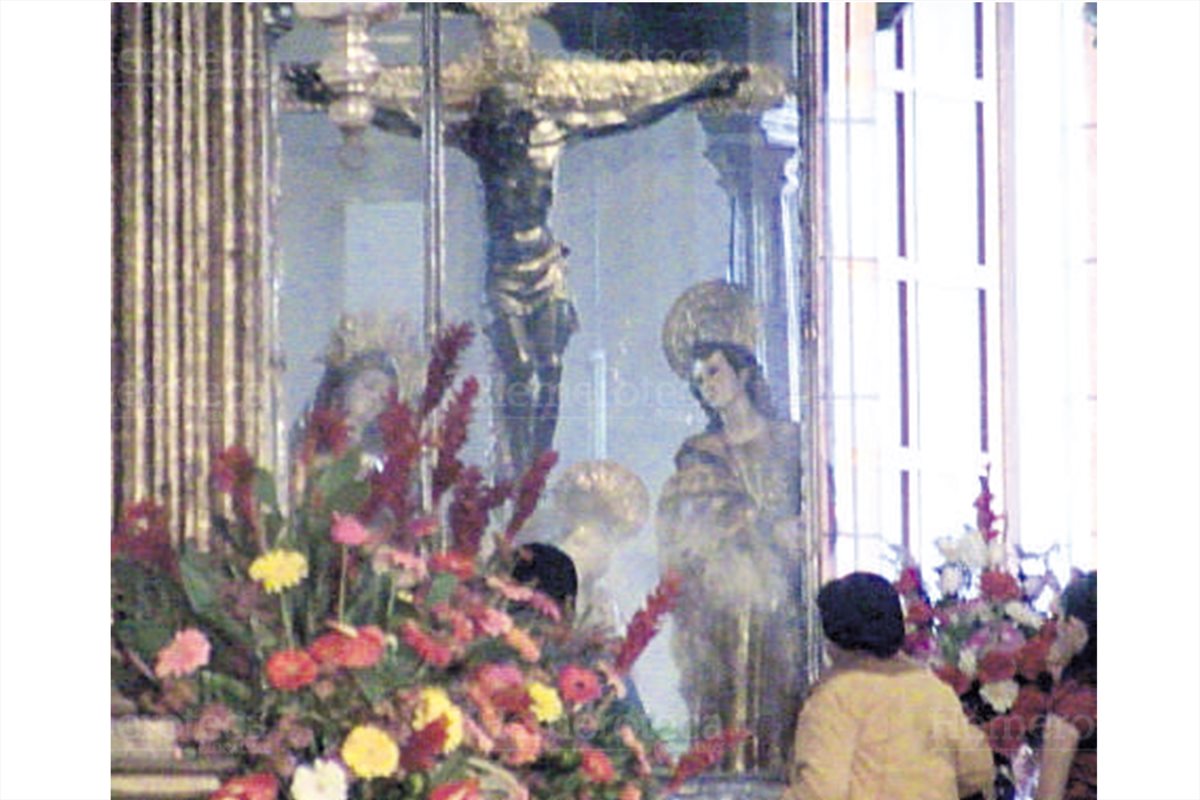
689,340,775,432
817,572,906,658
511,543,578,613
1060,570,1097,685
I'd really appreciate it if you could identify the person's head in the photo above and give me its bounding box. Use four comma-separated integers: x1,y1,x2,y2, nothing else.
1059,570,1097,684
511,543,578,617
689,341,773,430
817,572,906,660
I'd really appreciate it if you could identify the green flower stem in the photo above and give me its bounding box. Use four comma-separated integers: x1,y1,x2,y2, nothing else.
338,546,348,624
279,593,296,649
384,575,396,625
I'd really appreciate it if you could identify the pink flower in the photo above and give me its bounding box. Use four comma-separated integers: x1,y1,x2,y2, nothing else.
580,745,616,783
155,628,211,679
498,722,543,766
331,513,371,546
558,665,603,706
471,606,514,637
977,649,1018,684
902,630,937,659
980,570,1022,602
905,599,935,626
211,772,278,800
895,566,923,595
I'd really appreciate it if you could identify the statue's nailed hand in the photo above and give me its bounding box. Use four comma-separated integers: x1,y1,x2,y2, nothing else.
700,65,752,99
283,63,334,105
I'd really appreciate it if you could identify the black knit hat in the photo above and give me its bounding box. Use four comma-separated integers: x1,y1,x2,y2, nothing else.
817,572,906,658
511,543,578,610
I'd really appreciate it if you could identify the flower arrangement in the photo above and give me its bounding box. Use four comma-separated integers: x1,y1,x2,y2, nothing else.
892,472,1069,800
111,324,742,800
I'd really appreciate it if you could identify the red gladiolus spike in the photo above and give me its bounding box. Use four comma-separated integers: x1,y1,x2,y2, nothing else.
614,570,683,675
112,501,180,581
421,323,475,418
448,467,488,556
401,717,448,772
432,376,479,502
666,728,750,792
504,450,558,544
303,406,350,463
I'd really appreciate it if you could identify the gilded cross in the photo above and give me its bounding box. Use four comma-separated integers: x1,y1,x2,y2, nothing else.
285,3,786,474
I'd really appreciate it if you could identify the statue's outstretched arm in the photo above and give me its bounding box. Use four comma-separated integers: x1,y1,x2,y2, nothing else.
561,63,751,142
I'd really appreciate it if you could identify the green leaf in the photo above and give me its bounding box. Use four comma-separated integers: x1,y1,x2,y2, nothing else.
179,551,256,652
202,671,255,708
113,618,174,659
254,467,279,511
325,481,370,516
315,450,364,500
426,573,458,607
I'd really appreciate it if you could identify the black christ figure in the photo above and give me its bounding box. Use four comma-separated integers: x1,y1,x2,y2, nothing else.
286,23,751,473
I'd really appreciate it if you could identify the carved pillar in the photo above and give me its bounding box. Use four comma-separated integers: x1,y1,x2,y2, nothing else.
112,4,283,548
700,112,796,404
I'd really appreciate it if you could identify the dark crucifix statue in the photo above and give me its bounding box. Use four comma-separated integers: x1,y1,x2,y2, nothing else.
286,3,779,474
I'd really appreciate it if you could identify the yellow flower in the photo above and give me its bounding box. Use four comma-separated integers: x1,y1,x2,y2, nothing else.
527,681,563,724
248,549,308,593
341,725,399,779
412,686,464,753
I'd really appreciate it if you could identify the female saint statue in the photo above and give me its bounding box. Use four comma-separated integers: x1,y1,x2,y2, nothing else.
657,283,808,776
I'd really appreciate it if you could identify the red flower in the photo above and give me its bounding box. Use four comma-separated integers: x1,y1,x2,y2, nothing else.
667,728,750,792
304,406,350,460
1015,635,1052,680
401,717,448,772
558,665,603,706
112,501,180,580
980,570,1022,602
580,746,616,783
430,551,477,580
903,630,937,659
905,599,935,626
895,566,923,596
615,571,682,675
977,649,1018,684
212,445,256,494
211,772,278,800
420,323,475,418
428,780,481,800
308,626,386,670
265,649,318,691
1011,684,1049,728
402,621,454,667
504,450,558,544
407,515,440,540
432,376,480,501
934,663,973,696
985,714,1027,758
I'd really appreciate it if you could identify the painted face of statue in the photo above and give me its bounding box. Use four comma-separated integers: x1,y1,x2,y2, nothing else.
692,349,747,412
342,367,393,438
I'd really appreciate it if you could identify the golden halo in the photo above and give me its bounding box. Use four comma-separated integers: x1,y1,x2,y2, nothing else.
550,460,650,542
661,280,759,380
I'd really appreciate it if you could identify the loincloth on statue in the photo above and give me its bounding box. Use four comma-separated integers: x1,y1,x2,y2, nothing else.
485,240,577,320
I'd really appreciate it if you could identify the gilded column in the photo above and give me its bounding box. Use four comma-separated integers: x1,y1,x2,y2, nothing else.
112,3,280,549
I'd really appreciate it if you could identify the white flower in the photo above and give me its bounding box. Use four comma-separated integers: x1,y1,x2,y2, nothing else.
1004,601,1043,630
958,530,989,570
980,679,1020,713
958,649,978,677
291,759,348,800
986,536,1008,568
939,564,964,596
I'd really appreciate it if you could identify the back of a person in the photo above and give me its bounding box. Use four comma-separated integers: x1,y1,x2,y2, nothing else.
785,572,994,800
831,662,979,800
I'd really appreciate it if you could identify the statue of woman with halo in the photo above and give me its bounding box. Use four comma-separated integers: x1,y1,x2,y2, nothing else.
657,280,808,777
289,312,425,499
